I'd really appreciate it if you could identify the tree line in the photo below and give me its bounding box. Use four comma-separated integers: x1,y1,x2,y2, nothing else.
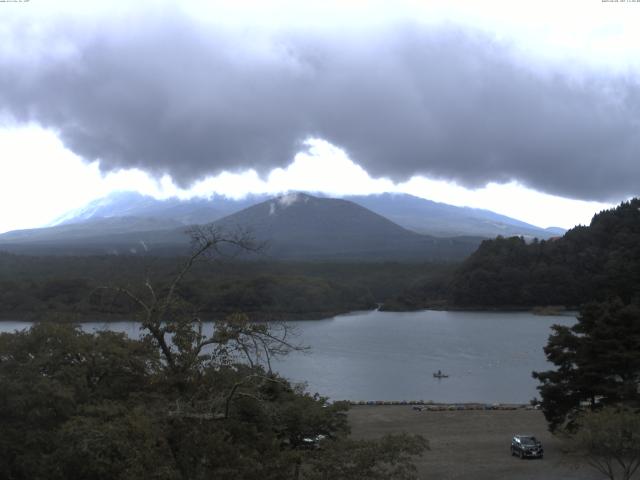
0,253,453,321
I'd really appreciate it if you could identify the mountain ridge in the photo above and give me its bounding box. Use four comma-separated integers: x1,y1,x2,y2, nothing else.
0,193,483,260
48,190,563,240
210,192,481,260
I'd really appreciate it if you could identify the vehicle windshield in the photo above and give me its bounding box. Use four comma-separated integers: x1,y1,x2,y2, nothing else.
520,437,537,445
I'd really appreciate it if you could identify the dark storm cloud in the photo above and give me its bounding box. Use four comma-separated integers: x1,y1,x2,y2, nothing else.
1,14,639,201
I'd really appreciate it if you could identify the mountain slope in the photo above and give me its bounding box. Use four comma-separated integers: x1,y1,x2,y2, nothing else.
0,194,483,260
212,193,481,260
49,191,562,239
1,216,182,243
345,193,562,239
51,191,269,227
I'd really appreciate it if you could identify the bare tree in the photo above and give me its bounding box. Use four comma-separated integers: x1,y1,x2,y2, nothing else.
99,225,300,381
571,407,640,480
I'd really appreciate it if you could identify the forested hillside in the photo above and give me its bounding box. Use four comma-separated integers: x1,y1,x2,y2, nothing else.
451,198,640,307
0,254,453,320
385,199,640,310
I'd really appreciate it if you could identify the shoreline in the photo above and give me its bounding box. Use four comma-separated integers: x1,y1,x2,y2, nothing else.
0,305,578,323
345,401,533,410
382,304,578,315
0,308,359,323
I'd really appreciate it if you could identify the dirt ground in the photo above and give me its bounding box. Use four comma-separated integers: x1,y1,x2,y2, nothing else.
348,405,602,480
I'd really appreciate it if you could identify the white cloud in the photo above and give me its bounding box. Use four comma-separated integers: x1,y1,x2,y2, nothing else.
0,125,104,233
0,125,176,233
0,126,616,233
398,177,613,229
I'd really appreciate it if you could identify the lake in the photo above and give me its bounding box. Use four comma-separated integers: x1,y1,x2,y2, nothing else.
0,309,574,403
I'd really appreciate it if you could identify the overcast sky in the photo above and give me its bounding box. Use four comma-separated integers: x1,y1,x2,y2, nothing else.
1,0,638,233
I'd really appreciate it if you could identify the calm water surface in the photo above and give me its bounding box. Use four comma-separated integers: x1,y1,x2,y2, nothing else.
1,310,574,403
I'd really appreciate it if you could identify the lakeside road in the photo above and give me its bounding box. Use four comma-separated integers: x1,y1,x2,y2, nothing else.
348,406,601,480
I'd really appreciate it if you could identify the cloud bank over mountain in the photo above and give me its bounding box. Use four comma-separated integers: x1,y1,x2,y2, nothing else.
1,7,639,202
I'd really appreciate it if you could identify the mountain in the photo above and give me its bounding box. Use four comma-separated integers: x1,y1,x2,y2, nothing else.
344,193,562,239
0,193,482,260
211,193,481,260
1,216,182,244
544,227,566,236
50,191,269,227
50,190,563,239
0,217,188,256
0,190,565,259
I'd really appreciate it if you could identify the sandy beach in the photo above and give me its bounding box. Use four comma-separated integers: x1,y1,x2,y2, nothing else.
348,405,601,480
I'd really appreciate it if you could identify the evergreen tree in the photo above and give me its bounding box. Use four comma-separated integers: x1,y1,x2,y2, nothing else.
533,298,640,431
444,198,640,309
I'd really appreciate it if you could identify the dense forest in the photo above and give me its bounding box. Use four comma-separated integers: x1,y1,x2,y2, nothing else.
387,199,640,310
0,253,454,320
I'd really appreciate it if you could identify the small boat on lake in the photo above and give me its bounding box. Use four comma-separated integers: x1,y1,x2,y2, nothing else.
433,370,449,379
